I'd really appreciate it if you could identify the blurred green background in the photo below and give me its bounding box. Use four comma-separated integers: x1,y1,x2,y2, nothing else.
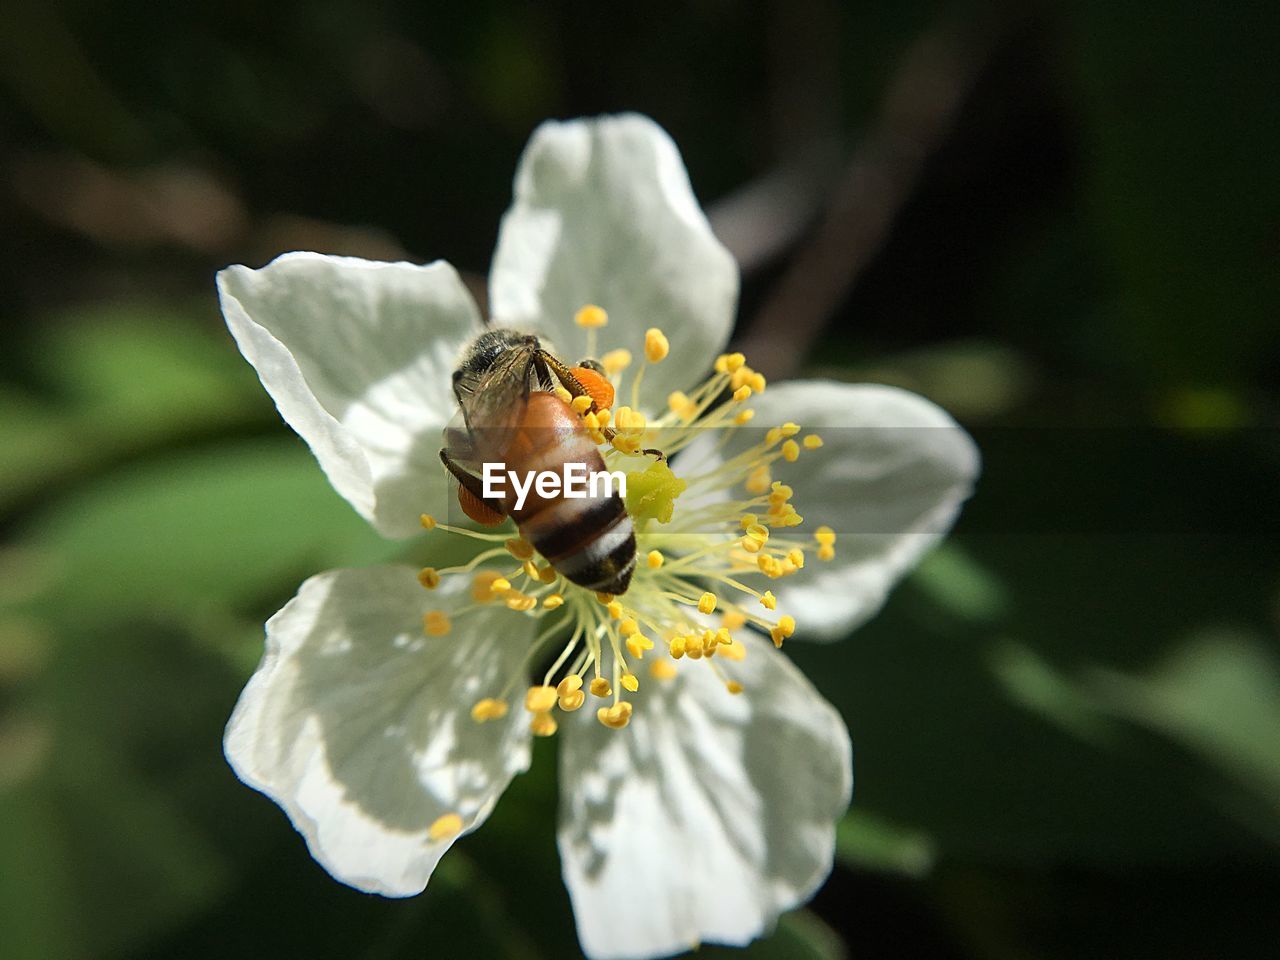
2,1,1278,958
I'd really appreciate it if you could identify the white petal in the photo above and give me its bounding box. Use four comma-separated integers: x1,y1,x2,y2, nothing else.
490,114,738,409
224,566,532,896
557,633,852,960
747,380,979,639
218,253,482,539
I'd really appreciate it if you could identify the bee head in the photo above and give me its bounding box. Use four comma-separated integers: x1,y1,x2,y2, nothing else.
457,328,540,376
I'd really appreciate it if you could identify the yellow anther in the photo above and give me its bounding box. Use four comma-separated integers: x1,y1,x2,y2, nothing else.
815,525,836,546
615,406,647,433
725,352,747,373
504,537,535,560
760,590,777,610
505,592,537,611
749,372,767,393
553,385,572,404
782,439,800,462
669,636,686,660
571,394,594,414
685,641,703,660
522,560,541,581
597,702,633,729
650,658,678,680
647,549,664,569
765,427,783,446
781,422,800,437
626,634,653,659
770,481,794,502
417,567,441,590
819,544,836,561
719,639,747,661
778,614,796,637
558,690,585,711
726,681,744,695
602,348,632,374
729,366,753,390
746,523,769,544
538,564,557,583
574,304,608,328
543,593,565,609
419,514,437,530
741,537,763,554
472,570,502,603
589,677,612,698
787,548,805,568
606,600,624,620
716,627,733,645
612,435,641,455
557,675,583,697
734,409,755,425
596,592,614,604
697,592,718,615
758,556,782,579
619,618,640,637
645,327,670,362
490,577,512,594
583,411,600,430
621,672,639,693
722,610,747,630
530,711,558,737
470,698,509,722
780,511,804,527
596,407,611,426
702,630,720,657
423,611,451,636
745,465,772,494
732,385,752,403
525,685,558,714
667,391,697,421
803,434,824,449
428,812,463,842
740,513,758,530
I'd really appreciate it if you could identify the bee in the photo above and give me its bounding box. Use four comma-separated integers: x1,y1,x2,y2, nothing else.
440,329,638,594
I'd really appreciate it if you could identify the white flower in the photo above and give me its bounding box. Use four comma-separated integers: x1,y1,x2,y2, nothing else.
217,114,979,959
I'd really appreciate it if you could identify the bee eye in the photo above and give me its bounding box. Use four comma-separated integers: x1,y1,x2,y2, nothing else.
576,358,605,375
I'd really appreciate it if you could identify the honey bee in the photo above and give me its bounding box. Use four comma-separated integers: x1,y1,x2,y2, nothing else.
440,329,638,594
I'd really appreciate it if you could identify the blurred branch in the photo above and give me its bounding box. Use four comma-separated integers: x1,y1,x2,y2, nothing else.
733,20,997,379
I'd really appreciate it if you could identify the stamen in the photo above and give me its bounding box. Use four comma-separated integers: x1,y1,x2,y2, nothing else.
597,702,633,729
574,304,608,328
428,812,463,841
697,592,718,615
420,514,437,530
644,327,670,362
417,567,441,589
525,685,558,713
647,550,664,569
530,712,558,737
650,659,678,680
470,698,509,722
543,593,565,609
602,348,632,375
803,434,824,449
781,439,800,462
589,677,612,697
423,611,451,636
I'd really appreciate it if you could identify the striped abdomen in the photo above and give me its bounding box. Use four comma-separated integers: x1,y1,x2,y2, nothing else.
503,394,636,595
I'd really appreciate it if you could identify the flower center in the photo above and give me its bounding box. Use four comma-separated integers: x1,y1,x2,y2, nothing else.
417,310,836,735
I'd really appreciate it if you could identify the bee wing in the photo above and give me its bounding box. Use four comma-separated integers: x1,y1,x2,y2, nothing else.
457,345,536,460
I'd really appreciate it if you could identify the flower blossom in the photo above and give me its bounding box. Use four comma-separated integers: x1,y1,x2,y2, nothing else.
217,113,979,959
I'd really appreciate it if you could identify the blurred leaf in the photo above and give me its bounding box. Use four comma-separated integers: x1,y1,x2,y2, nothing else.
910,541,1010,625
836,809,936,878
16,439,396,631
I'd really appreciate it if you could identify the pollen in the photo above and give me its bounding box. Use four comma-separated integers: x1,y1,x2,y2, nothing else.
428,812,464,842
650,659,678,680
621,672,639,692
602,348,632,374
423,611,451,636
606,600,624,620
417,567,440,589
419,514,437,530
596,592,614,605
597,702,633,729
782,439,801,462
644,327,670,362
746,465,771,494
803,434,824,449
760,590,777,610
734,409,755,424
505,592,537,612
589,677,612,697
530,712,558,737
732,385,752,402
619,618,640,636
505,538,534,560
571,394,594,414
553,385,573,404
543,593,564,609
490,577,513,594
647,550,664,569
697,592,718,615
715,352,746,374
726,681,744,695
557,675,583,696
574,304,608,328
669,636,686,659
626,633,653,659
470,698,509,722
559,690,585,711
525,685,559,713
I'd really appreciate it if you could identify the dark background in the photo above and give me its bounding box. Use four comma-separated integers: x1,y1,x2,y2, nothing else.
2,1,1278,958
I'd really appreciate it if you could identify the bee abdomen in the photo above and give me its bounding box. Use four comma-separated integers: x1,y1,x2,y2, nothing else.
522,496,637,595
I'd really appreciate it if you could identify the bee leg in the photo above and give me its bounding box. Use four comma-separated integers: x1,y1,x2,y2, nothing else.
536,349,592,402
439,449,507,515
